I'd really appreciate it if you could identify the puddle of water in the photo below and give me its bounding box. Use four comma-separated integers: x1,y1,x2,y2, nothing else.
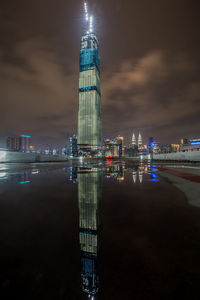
0,160,200,300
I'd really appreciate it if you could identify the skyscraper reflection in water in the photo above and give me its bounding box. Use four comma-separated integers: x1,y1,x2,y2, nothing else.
78,168,102,299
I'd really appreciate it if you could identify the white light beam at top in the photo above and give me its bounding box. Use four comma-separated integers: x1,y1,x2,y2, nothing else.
84,1,89,21
83,0,94,34
89,15,93,32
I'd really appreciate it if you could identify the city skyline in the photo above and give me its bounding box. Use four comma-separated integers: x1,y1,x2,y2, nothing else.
0,0,200,148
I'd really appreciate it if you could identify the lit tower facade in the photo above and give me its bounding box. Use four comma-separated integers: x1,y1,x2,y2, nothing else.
132,133,136,147
138,133,142,148
78,2,102,153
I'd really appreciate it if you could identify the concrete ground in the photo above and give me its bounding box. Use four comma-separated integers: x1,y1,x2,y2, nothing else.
156,163,200,208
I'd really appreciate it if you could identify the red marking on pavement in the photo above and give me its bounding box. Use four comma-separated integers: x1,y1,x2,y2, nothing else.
158,168,200,183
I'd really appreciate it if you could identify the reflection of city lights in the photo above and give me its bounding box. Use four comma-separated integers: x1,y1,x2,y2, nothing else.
0,172,7,178
19,181,31,184
132,171,137,183
0,166,8,171
117,176,124,181
31,170,39,175
0,151,6,160
152,178,158,182
151,173,158,178
151,173,159,182
106,159,113,165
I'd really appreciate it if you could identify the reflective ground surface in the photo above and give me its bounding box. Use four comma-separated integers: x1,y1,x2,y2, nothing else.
0,160,200,300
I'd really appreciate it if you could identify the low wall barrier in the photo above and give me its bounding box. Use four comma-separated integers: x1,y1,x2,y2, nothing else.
0,150,68,163
153,151,200,162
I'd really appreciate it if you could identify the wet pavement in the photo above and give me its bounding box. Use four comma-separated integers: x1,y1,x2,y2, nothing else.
0,160,200,299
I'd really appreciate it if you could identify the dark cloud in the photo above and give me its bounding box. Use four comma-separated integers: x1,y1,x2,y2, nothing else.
0,37,77,148
0,0,200,147
102,51,200,142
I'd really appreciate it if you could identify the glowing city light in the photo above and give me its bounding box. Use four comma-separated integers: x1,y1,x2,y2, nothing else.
0,151,6,160
152,178,158,182
191,141,200,145
0,172,7,178
151,173,158,178
19,134,31,138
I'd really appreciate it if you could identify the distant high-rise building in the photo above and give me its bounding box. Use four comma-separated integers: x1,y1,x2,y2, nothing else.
148,137,154,153
62,147,67,156
132,133,136,146
190,139,200,145
7,135,31,152
69,135,78,157
138,133,142,148
77,7,102,154
103,139,114,157
180,138,200,152
113,144,119,157
115,136,124,158
103,138,125,158
181,138,189,145
148,137,154,147
7,136,18,151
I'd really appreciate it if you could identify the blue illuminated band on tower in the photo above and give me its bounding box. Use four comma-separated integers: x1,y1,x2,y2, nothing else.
80,50,100,73
79,85,101,95
19,134,31,138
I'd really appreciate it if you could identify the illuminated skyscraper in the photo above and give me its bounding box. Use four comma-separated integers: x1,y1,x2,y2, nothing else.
77,2,102,153
6,134,31,152
115,136,124,157
78,168,102,298
69,134,78,157
132,133,136,146
138,133,142,148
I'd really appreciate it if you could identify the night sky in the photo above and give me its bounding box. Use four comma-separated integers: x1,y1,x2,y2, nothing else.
0,0,200,148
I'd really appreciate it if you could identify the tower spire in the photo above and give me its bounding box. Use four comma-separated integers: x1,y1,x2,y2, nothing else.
83,1,93,34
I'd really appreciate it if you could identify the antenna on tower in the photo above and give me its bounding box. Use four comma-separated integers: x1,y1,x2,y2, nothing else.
83,0,94,34
84,0,89,21
89,15,93,32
